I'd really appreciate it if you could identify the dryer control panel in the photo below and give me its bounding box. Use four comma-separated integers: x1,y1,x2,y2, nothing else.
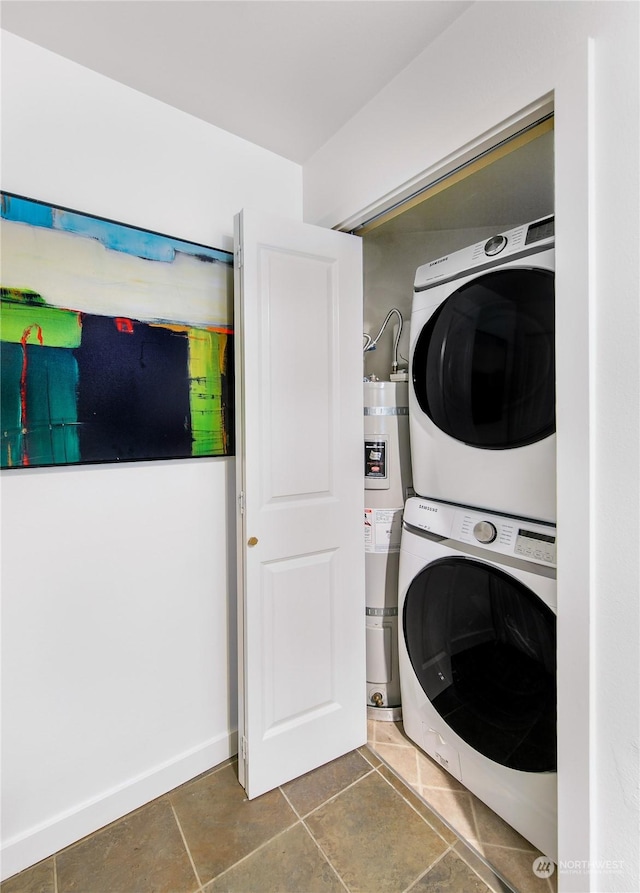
403,497,556,568
414,215,554,292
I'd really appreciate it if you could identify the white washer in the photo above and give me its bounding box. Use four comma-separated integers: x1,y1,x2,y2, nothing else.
399,496,557,861
410,216,555,523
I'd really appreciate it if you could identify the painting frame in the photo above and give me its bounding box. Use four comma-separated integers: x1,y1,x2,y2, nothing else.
1,192,234,470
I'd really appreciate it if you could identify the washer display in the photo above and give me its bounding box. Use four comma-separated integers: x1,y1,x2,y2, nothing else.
398,496,557,861
409,216,555,523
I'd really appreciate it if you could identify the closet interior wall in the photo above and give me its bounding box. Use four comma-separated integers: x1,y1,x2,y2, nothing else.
361,126,554,382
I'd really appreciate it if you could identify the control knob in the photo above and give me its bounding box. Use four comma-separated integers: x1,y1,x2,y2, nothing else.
473,520,497,544
484,235,507,256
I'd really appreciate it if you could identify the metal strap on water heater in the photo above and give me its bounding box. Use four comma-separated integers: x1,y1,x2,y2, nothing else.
364,406,409,415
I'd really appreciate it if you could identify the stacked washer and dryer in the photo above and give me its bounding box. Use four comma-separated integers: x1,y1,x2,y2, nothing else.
399,216,558,861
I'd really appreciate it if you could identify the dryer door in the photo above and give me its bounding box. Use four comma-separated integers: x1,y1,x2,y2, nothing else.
412,268,555,449
403,556,556,772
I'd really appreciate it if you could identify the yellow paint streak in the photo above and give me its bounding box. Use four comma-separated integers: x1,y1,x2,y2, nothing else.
188,328,228,456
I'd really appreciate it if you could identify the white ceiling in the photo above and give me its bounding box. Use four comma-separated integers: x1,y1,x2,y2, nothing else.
0,0,473,163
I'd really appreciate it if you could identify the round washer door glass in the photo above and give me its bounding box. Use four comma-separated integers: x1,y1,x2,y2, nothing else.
403,557,556,772
412,268,555,449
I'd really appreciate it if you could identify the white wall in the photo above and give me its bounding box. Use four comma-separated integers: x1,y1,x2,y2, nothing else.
0,31,302,881
305,3,639,891
3,4,639,887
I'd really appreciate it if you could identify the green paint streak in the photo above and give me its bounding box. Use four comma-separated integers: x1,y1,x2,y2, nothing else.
0,299,82,347
1,287,46,305
188,329,226,456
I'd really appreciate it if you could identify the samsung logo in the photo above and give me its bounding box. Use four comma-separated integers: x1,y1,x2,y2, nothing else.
419,504,438,513
429,256,448,267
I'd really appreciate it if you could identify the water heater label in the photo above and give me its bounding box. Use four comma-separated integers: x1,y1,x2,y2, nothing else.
365,508,403,553
365,440,387,478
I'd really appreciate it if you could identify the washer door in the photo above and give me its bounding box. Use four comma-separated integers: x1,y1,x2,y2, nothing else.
412,268,555,449
403,556,556,772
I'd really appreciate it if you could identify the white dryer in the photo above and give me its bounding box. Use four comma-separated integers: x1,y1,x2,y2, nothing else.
398,496,557,862
410,216,555,523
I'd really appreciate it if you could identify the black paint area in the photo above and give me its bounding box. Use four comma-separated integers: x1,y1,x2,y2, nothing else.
74,314,192,461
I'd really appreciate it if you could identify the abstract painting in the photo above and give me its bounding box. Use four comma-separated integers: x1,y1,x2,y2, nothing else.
0,193,234,468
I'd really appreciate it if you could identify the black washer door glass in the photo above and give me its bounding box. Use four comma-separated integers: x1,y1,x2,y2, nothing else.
403,557,556,772
412,268,555,449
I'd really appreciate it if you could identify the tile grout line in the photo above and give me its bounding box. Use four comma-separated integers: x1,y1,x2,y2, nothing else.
453,840,521,893
169,801,204,893
468,841,541,856
53,854,58,893
420,781,478,792
371,729,555,893
284,764,379,822
371,744,519,893
278,786,351,893
278,764,379,823
300,748,484,893
401,844,457,893
414,738,425,794
465,785,541,858
372,735,475,791
373,756,458,847
197,817,302,889
373,764,494,887
297,817,352,893
363,756,475,893
357,745,381,770
467,780,484,846
370,738,414,749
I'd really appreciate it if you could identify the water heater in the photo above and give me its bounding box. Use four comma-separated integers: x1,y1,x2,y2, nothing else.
364,380,412,719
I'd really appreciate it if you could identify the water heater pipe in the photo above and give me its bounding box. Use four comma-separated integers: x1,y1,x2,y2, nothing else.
363,308,403,374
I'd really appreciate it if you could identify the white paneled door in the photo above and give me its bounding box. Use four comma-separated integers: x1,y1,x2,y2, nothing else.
234,209,366,798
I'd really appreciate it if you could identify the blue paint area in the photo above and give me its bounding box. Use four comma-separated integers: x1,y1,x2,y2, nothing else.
56,210,180,262
1,342,80,467
1,194,53,229
1,343,22,462
1,192,232,265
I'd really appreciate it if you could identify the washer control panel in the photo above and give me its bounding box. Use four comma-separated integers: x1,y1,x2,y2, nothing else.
513,528,556,564
473,520,497,544
403,497,556,568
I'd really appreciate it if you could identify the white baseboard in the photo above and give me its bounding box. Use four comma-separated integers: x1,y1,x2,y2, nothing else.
1,730,238,883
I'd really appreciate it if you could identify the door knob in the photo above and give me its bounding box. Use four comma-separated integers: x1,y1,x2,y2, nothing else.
247,536,259,547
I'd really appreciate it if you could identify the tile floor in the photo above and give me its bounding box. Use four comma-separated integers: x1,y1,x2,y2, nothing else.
1,723,557,893
367,719,557,893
